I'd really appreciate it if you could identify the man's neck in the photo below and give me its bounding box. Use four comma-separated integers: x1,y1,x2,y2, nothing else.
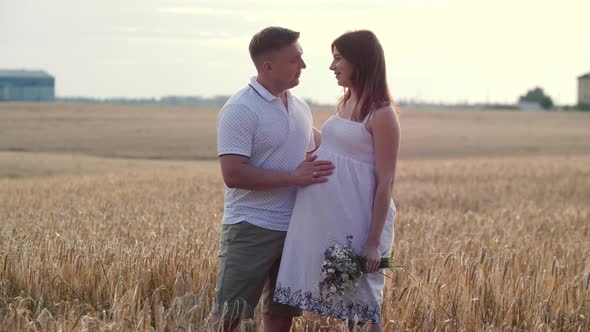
256,76,286,99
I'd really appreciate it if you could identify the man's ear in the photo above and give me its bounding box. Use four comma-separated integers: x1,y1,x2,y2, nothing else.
262,61,272,72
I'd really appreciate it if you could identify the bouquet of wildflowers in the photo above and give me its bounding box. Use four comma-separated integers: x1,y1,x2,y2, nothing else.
319,235,400,300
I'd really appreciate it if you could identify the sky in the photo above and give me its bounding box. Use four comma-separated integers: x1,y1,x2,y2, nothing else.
1,0,589,105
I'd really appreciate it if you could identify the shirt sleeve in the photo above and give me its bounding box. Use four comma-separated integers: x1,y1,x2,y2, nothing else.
217,103,258,158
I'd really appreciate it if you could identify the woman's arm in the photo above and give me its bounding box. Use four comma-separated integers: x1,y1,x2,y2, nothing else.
362,106,400,272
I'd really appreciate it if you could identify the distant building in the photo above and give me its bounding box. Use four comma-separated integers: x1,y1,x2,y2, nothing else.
0,70,55,101
579,72,590,109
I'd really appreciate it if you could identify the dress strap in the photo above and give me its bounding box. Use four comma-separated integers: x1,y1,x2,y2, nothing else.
361,111,374,125
334,107,341,116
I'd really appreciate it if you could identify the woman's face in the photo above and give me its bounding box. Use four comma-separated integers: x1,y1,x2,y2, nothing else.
329,46,354,88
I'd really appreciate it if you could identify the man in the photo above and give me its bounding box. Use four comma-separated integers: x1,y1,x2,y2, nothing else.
209,27,334,332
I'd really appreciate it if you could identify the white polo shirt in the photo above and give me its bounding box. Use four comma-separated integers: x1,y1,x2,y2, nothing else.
217,77,314,231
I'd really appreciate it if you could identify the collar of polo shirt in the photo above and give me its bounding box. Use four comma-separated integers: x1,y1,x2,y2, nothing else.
249,77,292,103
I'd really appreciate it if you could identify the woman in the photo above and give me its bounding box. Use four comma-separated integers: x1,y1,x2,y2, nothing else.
273,30,400,330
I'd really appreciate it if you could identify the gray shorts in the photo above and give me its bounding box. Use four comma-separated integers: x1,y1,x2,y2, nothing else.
212,221,303,319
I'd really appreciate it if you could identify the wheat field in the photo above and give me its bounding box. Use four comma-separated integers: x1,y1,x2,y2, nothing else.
1,103,589,331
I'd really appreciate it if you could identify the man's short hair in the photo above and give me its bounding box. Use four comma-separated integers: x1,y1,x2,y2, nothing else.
249,27,300,67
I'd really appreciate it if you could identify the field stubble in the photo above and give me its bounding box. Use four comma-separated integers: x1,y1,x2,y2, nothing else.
0,103,589,330
1,156,589,331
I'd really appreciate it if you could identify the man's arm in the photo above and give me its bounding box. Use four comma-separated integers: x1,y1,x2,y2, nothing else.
217,103,333,190
220,154,334,190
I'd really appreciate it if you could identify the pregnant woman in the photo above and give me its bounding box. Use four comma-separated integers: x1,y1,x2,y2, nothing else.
274,30,401,331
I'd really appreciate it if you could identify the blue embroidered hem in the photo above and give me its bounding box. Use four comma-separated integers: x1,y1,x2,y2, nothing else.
273,283,381,324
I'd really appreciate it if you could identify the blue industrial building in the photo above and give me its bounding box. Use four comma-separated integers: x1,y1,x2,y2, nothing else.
0,70,55,101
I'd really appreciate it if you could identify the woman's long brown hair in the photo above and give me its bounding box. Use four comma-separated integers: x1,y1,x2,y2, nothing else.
332,30,399,122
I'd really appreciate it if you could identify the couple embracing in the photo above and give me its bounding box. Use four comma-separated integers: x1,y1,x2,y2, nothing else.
210,26,400,332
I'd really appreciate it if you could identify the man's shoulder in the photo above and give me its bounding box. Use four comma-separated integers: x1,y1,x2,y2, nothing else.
290,94,311,111
224,85,249,104
290,94,313,119
221,87,254,110
222,85,264,111
290,93,307,106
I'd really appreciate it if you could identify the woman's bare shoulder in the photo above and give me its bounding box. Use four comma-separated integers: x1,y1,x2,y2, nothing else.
369,104,398,126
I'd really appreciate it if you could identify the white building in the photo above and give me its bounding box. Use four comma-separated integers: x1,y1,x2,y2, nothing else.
518,101,542,111
0,70,55,101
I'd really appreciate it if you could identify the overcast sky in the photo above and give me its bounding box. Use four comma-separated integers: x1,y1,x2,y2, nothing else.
1,0,588,104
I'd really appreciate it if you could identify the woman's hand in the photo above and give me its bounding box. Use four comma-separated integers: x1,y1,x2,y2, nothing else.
361,242,381,273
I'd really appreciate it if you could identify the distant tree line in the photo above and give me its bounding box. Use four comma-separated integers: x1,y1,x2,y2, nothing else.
57,95,232,107
52,89,588,111
55,95,327,108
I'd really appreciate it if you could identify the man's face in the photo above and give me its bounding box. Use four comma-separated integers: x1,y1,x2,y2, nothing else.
268,41,306,90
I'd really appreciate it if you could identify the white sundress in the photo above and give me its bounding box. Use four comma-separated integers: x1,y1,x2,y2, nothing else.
273,114,396,324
